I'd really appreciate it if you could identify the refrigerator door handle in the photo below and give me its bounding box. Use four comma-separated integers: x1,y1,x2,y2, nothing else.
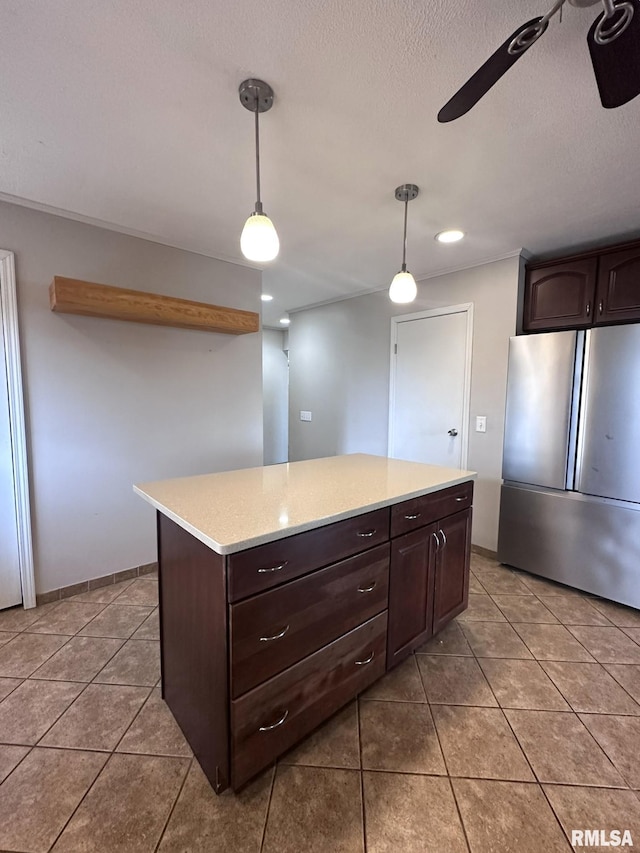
574,328,592,494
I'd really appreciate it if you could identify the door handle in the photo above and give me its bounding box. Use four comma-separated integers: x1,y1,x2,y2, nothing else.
357,581,377,593
355,651,375,666
438,529,447,549
432,531,440,551
259,709,289,732
257,561,288,574
448,429,458,436
259,625,290,642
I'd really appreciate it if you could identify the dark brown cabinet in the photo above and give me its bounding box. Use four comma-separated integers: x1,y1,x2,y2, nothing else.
387,485,472,667
157,478,473,793
387,525,436,667
523,239,640,333
523,259,597,332
595,246,640,325
432,509,471,634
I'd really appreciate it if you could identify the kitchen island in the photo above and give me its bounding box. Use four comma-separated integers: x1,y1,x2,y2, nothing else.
134,453,476,792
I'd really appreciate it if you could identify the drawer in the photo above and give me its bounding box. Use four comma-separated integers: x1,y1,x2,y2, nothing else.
231,611,387,789
230,543,389,698
227,506,390,602
391,481,473,537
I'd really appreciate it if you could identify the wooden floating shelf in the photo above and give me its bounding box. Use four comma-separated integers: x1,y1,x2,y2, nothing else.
49,276,260,335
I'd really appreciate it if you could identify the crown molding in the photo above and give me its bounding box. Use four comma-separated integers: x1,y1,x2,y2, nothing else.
0,191,260,271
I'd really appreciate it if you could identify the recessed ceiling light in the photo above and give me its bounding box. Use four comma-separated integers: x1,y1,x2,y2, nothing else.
261,294,273,301
435,229,465,243
279,317,290,325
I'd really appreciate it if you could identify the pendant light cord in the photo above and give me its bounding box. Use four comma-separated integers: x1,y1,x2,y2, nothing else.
254,95,263,215
401,199,408,272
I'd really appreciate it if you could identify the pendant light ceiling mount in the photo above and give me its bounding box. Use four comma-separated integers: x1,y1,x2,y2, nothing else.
389,184,419,304
239,78,274,114
395,184,419,204
238,78,279,263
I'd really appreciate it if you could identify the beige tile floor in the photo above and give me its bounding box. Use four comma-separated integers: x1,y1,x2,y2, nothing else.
1,558,640,852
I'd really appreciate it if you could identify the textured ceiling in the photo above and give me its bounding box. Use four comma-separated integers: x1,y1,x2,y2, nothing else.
1,0,639,327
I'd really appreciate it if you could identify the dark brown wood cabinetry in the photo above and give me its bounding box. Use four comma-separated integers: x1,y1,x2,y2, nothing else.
157,480,473,794
387,482,472,667
387,525,436,667
524,239,640,333
432,509,472,634
596,246,640,324
523,259,597,331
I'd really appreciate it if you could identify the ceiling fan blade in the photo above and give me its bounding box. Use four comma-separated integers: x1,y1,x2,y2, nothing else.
438,17,548,122
588,0,640,107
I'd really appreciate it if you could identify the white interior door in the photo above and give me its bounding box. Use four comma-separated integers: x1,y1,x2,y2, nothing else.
389,305,472,469
0,250,34,610
0,316,22,609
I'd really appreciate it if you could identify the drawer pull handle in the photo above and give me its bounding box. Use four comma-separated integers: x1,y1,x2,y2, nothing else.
259,625,290,642
259,709,289,732
355,651,375,666
357,529,376,538
257,561,288,574
404,512,421,520
455,497,466,502
357,581,377,593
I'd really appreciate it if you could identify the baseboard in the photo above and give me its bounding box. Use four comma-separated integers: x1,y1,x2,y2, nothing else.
35,561,158,607
471,544,498,560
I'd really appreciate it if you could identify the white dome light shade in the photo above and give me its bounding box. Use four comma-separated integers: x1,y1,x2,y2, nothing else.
435,229,464,243
389,271,417,304
241,213,280,262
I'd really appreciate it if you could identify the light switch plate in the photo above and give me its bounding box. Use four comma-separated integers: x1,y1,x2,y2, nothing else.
300,411,312,422
475,415,487,433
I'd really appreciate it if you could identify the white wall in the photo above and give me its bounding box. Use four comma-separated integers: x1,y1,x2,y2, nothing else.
262,329,289,465
288,255,521,551
0,201,263,594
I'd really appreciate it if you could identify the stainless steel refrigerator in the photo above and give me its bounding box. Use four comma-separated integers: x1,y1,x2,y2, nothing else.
497,325,640,608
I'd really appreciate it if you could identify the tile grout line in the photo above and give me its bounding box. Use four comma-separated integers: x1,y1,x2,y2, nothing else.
153,755,193,853
110,684,157,754
258,764,277,853
356,696,367,853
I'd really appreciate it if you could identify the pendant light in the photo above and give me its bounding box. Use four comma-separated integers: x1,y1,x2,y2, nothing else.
239,79,279,263
389,184,419,304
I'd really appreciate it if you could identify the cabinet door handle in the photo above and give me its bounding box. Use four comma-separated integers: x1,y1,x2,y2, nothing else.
355,651,375,666
599,300,604,314
455,497,466,502
439,529,447,549
259,624,290,642
259,709,289,732
357,581,377,593
404,512,421,520
257,561,288,574
432,531,440,551
357,529,376,538
586,301,591,316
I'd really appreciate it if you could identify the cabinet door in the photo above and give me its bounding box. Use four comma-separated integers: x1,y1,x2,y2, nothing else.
595,247,640,325
524,259,597,331
432,509,471,635
386,525,436,668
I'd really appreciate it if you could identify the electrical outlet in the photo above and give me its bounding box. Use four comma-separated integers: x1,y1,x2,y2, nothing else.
475,415,487,433
300,410,312,422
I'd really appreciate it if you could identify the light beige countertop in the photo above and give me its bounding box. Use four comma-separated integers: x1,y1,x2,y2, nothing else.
134,453,476,555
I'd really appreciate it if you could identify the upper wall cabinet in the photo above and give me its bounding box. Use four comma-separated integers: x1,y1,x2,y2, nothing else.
523,259,597,332
524,240,640,333
596,247,640,325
